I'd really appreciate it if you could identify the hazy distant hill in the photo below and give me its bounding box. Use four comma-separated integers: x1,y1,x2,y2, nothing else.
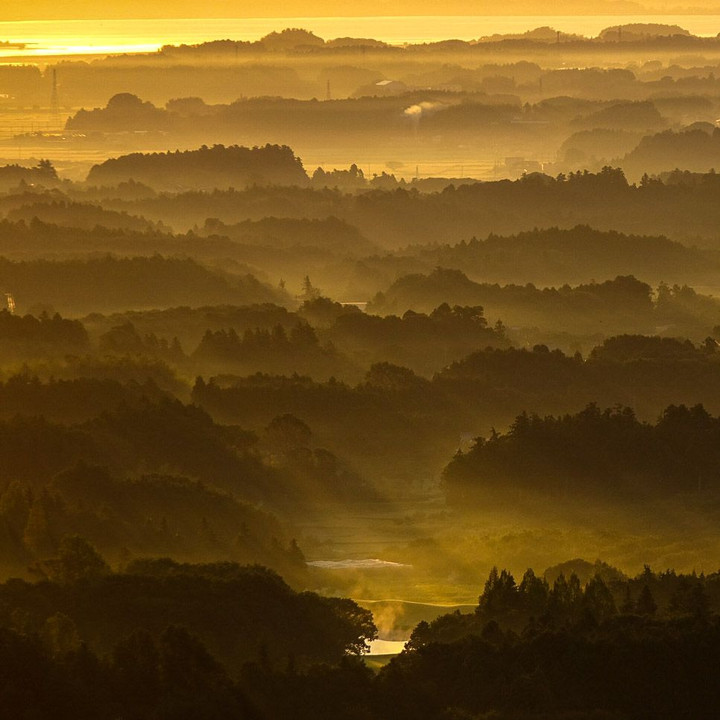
87,144,309,192
369,270,658,325
102,169,720,250
0,256,286,315
6,200,163,233
200,216,379,255
620,127,720,176
376,226,717,288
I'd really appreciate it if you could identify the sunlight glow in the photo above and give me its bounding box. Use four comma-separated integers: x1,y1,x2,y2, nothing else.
0,15,719,63
0,43,160,58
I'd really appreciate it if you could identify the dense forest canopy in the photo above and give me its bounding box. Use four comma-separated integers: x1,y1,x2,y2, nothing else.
444,402,720,503
87,144,309,191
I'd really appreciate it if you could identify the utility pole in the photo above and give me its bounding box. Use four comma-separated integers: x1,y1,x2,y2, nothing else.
50,68,60,129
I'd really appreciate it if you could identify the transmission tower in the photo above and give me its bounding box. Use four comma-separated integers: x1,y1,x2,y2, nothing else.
50,69,60,128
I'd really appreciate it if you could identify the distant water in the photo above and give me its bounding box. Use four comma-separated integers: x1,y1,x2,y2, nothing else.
367,638,407,655
0,15,719,59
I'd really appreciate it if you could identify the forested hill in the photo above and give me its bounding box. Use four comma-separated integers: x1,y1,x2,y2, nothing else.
444,402,720,504
87,143,308,191
99,168,720,249
0,255,285,314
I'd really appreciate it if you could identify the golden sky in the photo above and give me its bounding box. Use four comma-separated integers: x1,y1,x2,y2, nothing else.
3,0,710,22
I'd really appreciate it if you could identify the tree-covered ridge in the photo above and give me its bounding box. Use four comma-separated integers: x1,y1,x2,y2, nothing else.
0,217,178,255
622,127,720,175
85,299,508,380
322,300,508,375
86,144,309,191
95,169,720,256
380,564,720,720
0,397,298,576
0,255,284,314
414,562,720,643
0,392,287,499
6,199,165,233
68,284,720,375
437,336,720,418
8,325,720,514
0,160,59,191
0,371,374,576
201,216,378,255
0,309,88,349
2,558,720,719
444,402,720,503
0,374,170,424
412,224,712,286
193,338,720,484
7,177,720,309
193,322,355,380
370,270,661,323
0,467,297,579
0,554,375,671
0,212,717,322
90,303,298,335
51,91,720,186
368,272,720,346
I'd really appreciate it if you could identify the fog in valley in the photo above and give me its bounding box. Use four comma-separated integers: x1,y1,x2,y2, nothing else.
1,10,720,719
